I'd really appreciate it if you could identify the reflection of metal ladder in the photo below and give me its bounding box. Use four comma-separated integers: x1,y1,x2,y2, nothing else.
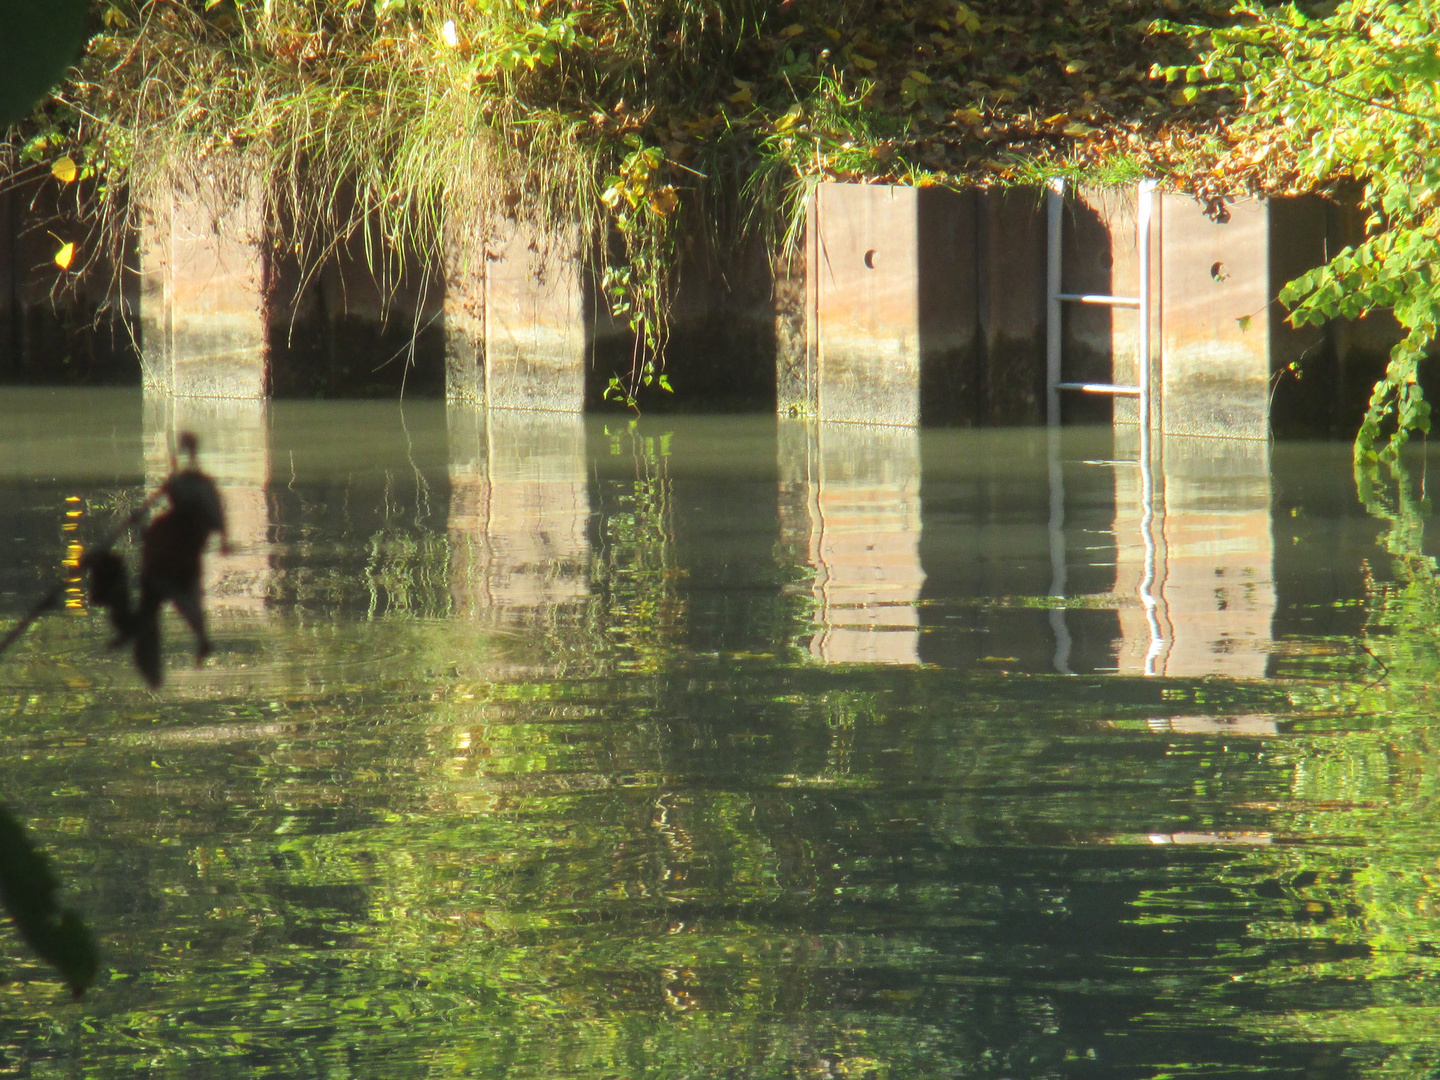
1044,179,1165,675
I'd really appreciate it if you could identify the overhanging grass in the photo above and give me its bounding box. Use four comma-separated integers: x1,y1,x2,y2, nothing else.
8,0,1248,402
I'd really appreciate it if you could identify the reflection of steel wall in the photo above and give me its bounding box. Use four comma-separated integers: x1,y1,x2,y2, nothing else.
1112,432,1274,677
778,420,924,665
446,406,589,627
142,395,273,614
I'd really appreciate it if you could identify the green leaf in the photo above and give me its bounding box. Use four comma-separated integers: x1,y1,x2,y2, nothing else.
0,0,90,126
0,804,99,997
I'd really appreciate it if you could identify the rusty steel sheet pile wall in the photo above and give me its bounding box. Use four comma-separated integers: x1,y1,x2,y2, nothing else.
266,182,446,400
1155,193,1348,440
128,153,588,406
445,219,585,413
789,181,1053,429
805,183,925,426
136,160,270,400
4,167,1413,430
790,180,1403,438
590,235,780,413
1156,195,1274,440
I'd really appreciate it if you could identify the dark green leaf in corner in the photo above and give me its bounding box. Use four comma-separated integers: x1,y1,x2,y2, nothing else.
0,0,91,127
0,803,99,998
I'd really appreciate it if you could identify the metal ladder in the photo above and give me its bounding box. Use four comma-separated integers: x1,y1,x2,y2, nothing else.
1044,178,1165,675
1045,177,1156,433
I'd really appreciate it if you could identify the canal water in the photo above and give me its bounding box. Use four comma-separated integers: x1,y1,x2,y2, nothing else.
0,388,1435,1078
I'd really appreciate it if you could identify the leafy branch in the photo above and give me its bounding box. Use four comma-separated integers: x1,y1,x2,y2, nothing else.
1158,0,1440,461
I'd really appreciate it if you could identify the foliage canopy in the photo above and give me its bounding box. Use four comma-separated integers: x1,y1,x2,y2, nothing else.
1163,0,1440,460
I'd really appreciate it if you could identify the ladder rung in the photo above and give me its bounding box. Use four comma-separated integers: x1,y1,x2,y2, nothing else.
1055,382,1141,396
1056,293,1142,307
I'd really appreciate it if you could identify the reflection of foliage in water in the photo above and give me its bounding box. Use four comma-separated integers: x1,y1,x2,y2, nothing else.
19,419,1440,1077
1198,458,1440,1077
1,613,1310,1079
267,466,452,621
590,427,687,673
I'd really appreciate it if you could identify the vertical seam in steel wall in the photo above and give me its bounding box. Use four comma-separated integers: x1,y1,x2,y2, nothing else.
816,185,837,415
480,227,490,408
812,185,823,414
166,181,176,392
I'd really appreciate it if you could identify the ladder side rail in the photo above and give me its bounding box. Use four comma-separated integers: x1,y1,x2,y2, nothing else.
1045,178,1065,429
1044,179,1071,670
1137,179,1156,448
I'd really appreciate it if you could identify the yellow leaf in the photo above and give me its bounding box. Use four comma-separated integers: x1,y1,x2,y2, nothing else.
728,87,752,105
647,186,679,216
851,54,876,70
1063,122,1096,137
774,104,804,132
906,70,931,85
1064,59,1089,74
1042,113,1068,125
54,242,75,270
952,107,983,125
779,23,805,39
88,35,122,59
51,156,77,184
